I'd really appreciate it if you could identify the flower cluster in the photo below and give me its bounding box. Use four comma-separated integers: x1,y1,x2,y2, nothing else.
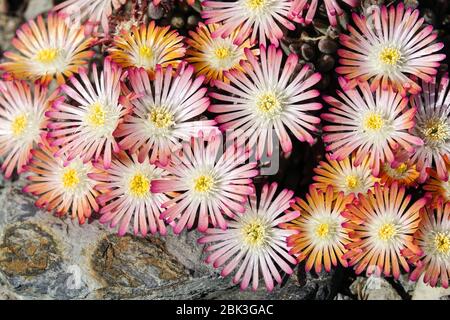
0,0,449,293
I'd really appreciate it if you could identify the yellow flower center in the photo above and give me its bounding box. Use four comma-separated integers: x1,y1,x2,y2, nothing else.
345,175,359,190
35,48,59,63
129,173,150,197
378,223,397,241
395,163,408,175
11,114,27,137
363,113,384,131
214,46,231,60
256,92,282,118
139,45,154,59
379,47,401,66
423,120,449,142
242,221,266,246
194,175,214,193
87,102,106,127
149,108,174,129
434,232,450,254
315,223,330,238
62,168,80,189
246,0,266,9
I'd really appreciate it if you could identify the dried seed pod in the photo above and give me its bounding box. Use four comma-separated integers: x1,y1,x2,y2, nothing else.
318,38,338,54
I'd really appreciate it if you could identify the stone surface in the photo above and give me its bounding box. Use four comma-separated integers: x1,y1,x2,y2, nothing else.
0,13,22,53
411,276,450,300
350,276,402,300
24,0,53,20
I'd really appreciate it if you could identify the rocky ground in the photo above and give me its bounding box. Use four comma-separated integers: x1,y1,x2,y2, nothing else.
0,0,450,300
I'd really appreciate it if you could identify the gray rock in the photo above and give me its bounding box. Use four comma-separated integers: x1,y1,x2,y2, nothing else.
0,14,22,53
24,0,53,20
411,276,450,300
350,276,402,300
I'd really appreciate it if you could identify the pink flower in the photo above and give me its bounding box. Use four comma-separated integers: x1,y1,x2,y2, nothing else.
322,78,423,176
0,13,95,85
23,138,100,225
0,81,56,178
290,0,359,26
201,0,298,47
151,133,259,233
410,75,450,183
405,198,450,289
46,58,130,169
209,44,322,160
92,152,171,237
285,186,355,272
115,63,217,166
342,183,426,280
336,4,445,96
198,182,299,291
54,0,127,35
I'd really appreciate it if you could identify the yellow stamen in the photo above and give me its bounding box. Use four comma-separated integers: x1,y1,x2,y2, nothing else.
345,175,359,190
149,108,174,129
315,223,330,238
246,0,266,9
378,223,397,241
129,173,150,197
11,114,27,137
87,102,106,127
363,113,384,131
256,92,282,118
35,48,59,63
139,45,153,59
242,221,266,246
379,47,401,66
395,163,408,175
214,47,231,60
194,175,214,193
434,232,450,254
423,120,449,142
62,168,80,189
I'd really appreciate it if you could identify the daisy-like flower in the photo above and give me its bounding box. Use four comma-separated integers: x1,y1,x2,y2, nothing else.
115,64,217,166
46,58,129,169
54,0,127,35
23,139,100,224
92,152,170,237
410,75,450,183
108,21,185,76
284,186,354,272
209,44,322,160
313,153,378,197
0,13,95,85
322,79,423,177
404,198,450,288
0,81,56,178
186,23,258,84
151,134,259,233
201,0,297,47
198,182,299,291
423,166,450,203
342,183,426,279
379,149,419,187
336,4,446,95
290,0,359,26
